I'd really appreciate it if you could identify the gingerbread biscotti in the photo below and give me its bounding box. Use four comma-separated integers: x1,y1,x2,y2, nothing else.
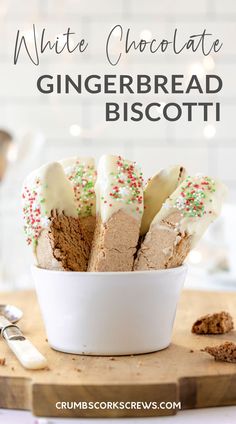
140,165,186,236
88,155,144,272
134,175,227,270
22,162,90,271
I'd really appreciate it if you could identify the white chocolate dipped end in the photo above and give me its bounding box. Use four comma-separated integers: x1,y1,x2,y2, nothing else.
152,175,227,248
59,156,96,217
88,155,144,271
134,175,227,270
140,165,186,236
22,162,77,252
60,156,97,246
95,155,144,223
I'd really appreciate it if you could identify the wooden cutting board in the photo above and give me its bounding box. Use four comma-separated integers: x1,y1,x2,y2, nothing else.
0,289,236,418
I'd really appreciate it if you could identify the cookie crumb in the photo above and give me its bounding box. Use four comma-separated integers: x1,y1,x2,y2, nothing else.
189,349,194,353
0,358,6,366
109,357,115,361
204,341,236,363
75,368,82,372
192,311,233,334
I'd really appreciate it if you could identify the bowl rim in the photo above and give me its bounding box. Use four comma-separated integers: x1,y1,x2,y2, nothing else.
31,263,187,276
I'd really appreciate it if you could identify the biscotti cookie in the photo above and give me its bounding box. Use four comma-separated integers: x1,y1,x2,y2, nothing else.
22,162,90,271
192,311,234,335
204,342,236,363
88,155,144,272
134,175,227,270
140,165,186,236
60,157,97,247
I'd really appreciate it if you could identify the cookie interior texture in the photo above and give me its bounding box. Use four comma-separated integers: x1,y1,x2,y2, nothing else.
204,341,236,363
36,212,91,271
134,211,191,270
88,210,140,272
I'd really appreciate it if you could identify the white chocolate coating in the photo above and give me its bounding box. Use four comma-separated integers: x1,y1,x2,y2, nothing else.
140,165,186,235
95,155,144,223
22,162,77,251
60,157,96,217
151,175,227,248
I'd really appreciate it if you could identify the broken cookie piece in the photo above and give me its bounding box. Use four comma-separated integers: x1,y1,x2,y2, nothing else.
192,311,234,335
204,341,236,363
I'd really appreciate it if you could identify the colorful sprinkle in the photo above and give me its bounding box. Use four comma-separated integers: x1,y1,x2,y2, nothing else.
64,160,97,217
22,178,48,246
101,156,144,212
172,176,216,218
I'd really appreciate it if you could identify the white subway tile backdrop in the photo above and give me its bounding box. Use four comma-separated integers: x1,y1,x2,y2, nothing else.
0,0,235,288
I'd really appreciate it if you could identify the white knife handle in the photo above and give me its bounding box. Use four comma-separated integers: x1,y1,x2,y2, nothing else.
7,338,48,370
2,324,47,370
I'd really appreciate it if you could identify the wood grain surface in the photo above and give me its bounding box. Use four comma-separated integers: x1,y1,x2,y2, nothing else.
0,289,236,418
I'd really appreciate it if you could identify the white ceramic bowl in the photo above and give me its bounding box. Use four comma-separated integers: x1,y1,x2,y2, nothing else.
32,265,187,355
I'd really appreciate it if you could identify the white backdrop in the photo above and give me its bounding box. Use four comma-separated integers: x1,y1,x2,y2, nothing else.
0,0,235,288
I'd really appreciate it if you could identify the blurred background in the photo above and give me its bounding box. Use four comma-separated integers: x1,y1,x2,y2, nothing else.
0,0,235,290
